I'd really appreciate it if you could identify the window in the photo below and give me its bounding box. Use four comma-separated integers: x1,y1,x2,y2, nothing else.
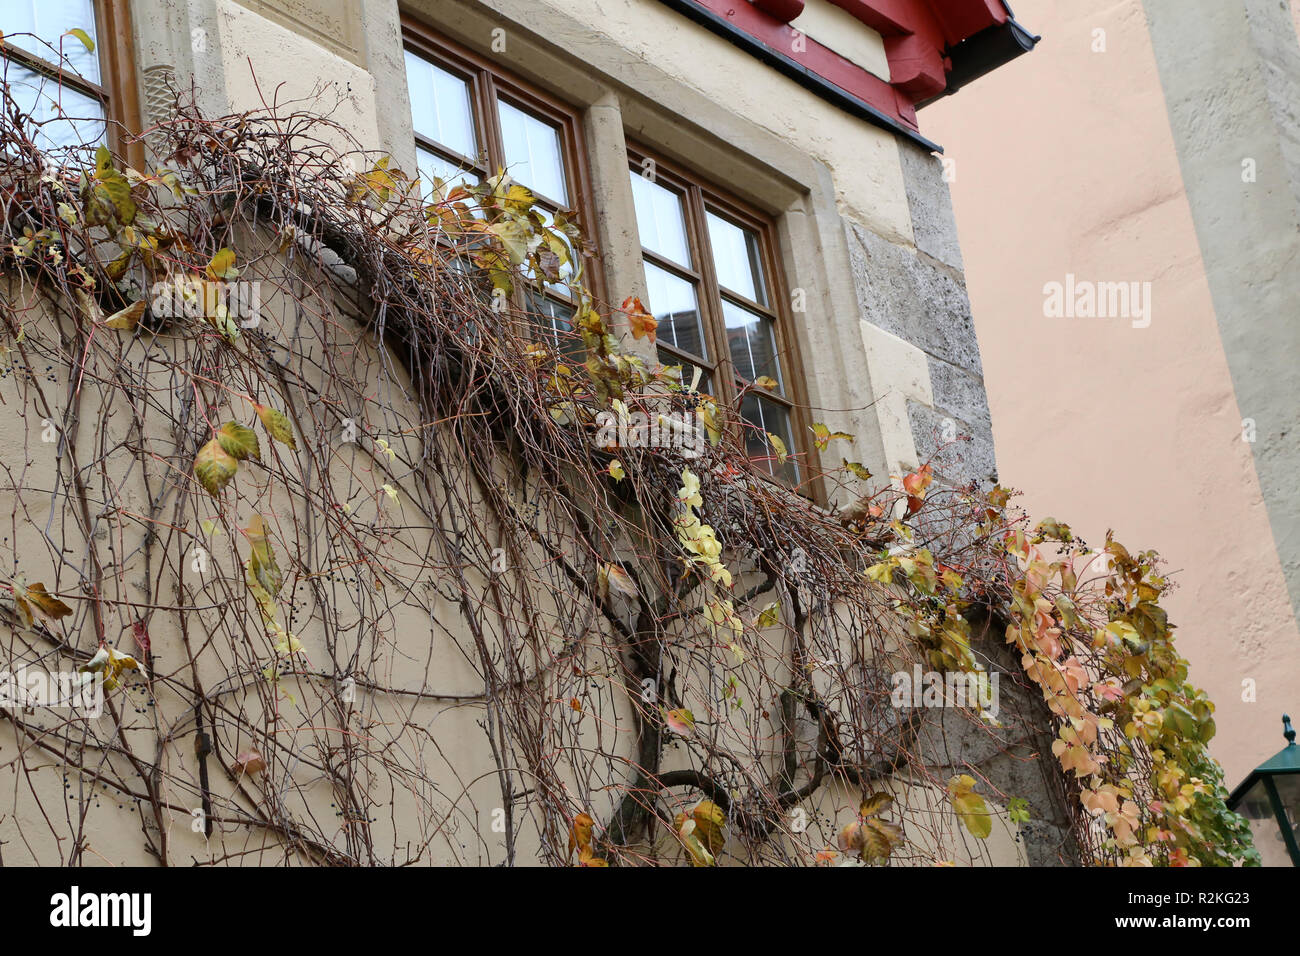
0,0,139,161
627,147,808,486
402,22,599,348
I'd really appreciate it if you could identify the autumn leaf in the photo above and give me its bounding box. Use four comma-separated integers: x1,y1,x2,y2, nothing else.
234,749,266,775
216,421,260,461
602,562,638,598
13,581,73,627
194,438,238,496
621,295,658,343
690,800,727,855
608,459,626,481
842,459,872,481
253,403,297,449
948,774,993,839
663,707,695,737
66,28,94,53
205,247,238,280
103,300,145,330
753,375,779,390
811,422,852,451
767,431,788,464
902,463,934,500
755,601,780,629
244,514,283,599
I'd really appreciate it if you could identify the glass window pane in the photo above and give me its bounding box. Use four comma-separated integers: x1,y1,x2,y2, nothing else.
658,350,711,396
628,170,691,267
404,51,476,159
535,206,575,293
707,211,767,305
5,0,100,84
741,394,798,483
643,261,706,360
2,60,104,151
416,145,479,199
526,292,581,357
722,299,782,391
497,99,567,205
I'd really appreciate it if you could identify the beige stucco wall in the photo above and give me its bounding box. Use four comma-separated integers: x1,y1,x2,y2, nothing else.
924,0,1300,784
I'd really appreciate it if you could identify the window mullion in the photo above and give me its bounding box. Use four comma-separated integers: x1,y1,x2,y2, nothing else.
689,182,734,413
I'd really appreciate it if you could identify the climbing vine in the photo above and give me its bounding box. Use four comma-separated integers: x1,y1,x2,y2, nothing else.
0,50,1254,865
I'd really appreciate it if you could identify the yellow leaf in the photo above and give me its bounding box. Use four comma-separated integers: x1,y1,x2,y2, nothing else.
18,582,73,624
103,300,145,330
205,247,238,280
811,423,852,451
753,376,779,390
194,438,238,496
843,459,872,481
66,28,94,53
608,459,626,481
691,800,727,855
216,421,260,461
767,431,788,464
253,403,297,449
947,775,993,839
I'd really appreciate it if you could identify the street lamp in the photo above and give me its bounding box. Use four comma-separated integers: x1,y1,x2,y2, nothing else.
1227,714,1300,866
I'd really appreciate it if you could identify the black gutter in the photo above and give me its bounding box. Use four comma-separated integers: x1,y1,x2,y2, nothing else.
656,0,944,153
918,12,1040,109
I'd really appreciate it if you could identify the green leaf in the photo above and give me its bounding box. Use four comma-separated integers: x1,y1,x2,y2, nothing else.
194,438,238,496
216,421,260,461
253,403,297,449
66,28,95,53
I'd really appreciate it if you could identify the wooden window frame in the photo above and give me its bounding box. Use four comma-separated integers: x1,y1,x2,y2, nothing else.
400,18,605,317
0,0,143,167
627,143,820,497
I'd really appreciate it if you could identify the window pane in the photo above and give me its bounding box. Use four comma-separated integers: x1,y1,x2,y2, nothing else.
526,292,581,357
498,99,567,205
2,60,104,151
741,394,798,483
4,0,100,84
404,51,476,159
416,145,478,198
657,350,711,396
643,261,706,360
707,211,767,305
628,170,691,267
535,206,575,293
722,299,782,391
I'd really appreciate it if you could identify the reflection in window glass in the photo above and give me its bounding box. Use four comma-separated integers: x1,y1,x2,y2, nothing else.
707,212,766,305
3,62,104,151
628,170,691,267
741,393,797,483
5,0,101,84
643,261,706,360
498,99,567,205
527,292,581,356
722,299,781,389
404,51,477,159
415,146,479,198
